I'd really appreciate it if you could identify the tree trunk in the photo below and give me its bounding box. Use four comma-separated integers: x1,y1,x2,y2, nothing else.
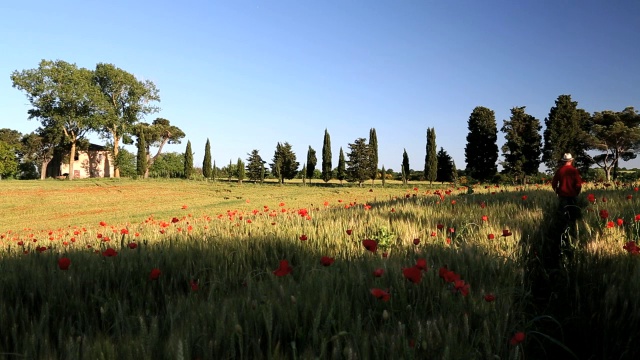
112,135,120,178
68,140,76,180
40,158,51,180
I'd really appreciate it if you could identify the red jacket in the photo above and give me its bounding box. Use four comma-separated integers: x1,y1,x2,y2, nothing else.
551,164,582,197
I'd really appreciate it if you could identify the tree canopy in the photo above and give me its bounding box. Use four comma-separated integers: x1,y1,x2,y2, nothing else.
94,63,160,177
346,138,371,186
465,106,499,181
501,106,542,183
270,142,299,184
11,60,103,179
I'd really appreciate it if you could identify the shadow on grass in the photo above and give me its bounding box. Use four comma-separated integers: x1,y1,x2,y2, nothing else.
524,198,640,360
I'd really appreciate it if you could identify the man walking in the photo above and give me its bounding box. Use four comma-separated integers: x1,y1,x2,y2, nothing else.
551,153,583,221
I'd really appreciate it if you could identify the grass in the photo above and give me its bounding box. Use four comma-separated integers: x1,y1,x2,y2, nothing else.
1,178,639,359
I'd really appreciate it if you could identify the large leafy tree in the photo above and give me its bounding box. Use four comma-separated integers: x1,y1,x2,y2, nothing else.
402,149,410,185
149,152,184,178
336,147,346,184
424,127,437,184
270,142,299,184
0,141,19,179
465,106,499,181
183,140,193,179
203,138,212,178
94,63,160,178
11,60,103,179
368,128,378,185
134,118,185,178
0,129,23,178
436,147,455,183
346,138,371,187
542,95,592,171
305,146,317,184
501,106,542,183
20,127,63,179
322,129,332,182
246,149,265,181
589,107,640,181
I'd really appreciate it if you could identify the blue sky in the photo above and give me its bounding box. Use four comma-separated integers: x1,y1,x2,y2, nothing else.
2,0,639,173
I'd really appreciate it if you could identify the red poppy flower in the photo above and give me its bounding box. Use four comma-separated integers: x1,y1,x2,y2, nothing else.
120,228,129,235
617,218,624,226
627,195,633,200
370,288,390,301
587,194,596,203
484,293,496,302
606,221,614,228
450,200,456,205
402,266,422,283
190,280,199,291
382,252,388,258
320,256,335,266
413,238,420,245
172,217,180,223
439,266,460,283
299,234,308,241
599,209,609,219
181,205,188,209
454,279,470,296
447,227,455,233
430,231,436,237
635,214,640,222
602,197,608,202
446,237,451,244
502,229,512,237
362,239,378,253
346,229,353,235
510,332,526,345
279,202,285,207
373,268,384,277
58,257,71,270
481,215,488,222
521,195,528,201
273,260,292,276
623,241,640,254
415,258,427,271
128,242,138,249
99,221,107,226
102,248,118,257
488,233,495,240
436,224,444,230
480,201,486,208
149,268,161,280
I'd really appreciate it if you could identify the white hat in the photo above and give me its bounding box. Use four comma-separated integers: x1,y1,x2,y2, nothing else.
562,153,574,162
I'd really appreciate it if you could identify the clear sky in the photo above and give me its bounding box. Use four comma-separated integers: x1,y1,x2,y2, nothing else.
1,0,639,173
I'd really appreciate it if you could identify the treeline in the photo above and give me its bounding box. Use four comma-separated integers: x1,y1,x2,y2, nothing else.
2,59,639,184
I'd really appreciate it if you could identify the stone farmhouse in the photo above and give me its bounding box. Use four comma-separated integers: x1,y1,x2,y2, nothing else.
46,144,114,179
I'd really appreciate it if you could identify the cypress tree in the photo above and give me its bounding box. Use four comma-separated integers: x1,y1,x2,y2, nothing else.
203,138,212,179
381,165,386,187
465,106,499,182
337,147,346,184
402,149,410,185
236,157,245,184
306,145,317,184
424,127,438,184
542,95,591,171
322,129,332,182
501,106,542,184
436,147,453,183
346,138,371,187
368,128,378,185
183,140,193,179
212,160,217,181
136,130,147,177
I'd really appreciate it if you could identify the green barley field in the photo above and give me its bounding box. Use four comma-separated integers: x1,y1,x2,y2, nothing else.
1,178,639,359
